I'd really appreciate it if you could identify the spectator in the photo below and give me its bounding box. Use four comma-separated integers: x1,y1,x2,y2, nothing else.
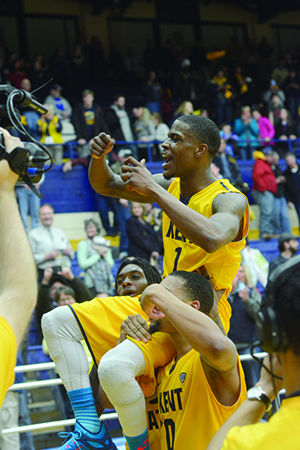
263,79,286,111
252,106,275,145
143,70,161,113
283,69,300,121
271,151,292,235
228,265,261,388
20,78,40,140
241,239,269,288
283,152,300,224
271,58,289,87
8,58,27,88
251,149,277,240
172,100,194,123
72,89,109,158
210,68,233,125
234,106,259,159
44,84,75,142
105,94,136,157
37,104,64,165
213,138,248,193
29,204,74,281
268,93,285,125
126,202,161,263
268,232,299,276
77,219,115,297
152,112,169,156
15,177,44,233
132,106,155,159
275,108,297,154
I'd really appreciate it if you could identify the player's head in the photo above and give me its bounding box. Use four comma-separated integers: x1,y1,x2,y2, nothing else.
149,270,213,334
115,257,162,297
161,115,221,180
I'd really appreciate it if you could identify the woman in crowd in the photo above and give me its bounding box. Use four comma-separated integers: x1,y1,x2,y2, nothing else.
77,219,114,297
126,202,161,264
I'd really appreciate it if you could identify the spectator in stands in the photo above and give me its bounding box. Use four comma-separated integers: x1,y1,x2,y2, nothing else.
126,202,161,263
241,238,269,288
210,68,233,125
29,204,74,282
283,69,300,121
133,106,155,159
37,104,64,165
252,106,275,145
72,89,109,158
172,100,194,123
8,57,27,88
152,112,169,156
234,106,259,159
284,152,300,224
143,70,161,113
77,219,115,297
213,138,248,193
252,148,277,240
268,93,285,125
45,84,75,142
271,58,289,88
275,108,297,154
228,265,261,388
15,176,44,233
271,151,292,235
268,232,299,276
36,266,92,339
105,94,136,158
263,79,286,111
20,78,40,140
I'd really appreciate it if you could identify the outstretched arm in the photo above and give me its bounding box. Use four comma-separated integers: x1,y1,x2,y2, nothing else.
88,132,171,202
0,128,37,346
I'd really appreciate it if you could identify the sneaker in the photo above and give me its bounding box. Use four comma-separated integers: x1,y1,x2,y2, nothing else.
58,421,118,449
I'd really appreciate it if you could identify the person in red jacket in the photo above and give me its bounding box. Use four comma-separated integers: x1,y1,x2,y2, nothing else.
252,148,277,240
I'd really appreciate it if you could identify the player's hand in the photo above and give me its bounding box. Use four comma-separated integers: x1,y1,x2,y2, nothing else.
121,157,158,196
118,314,151,344
0,127,23,191
140,284,165,319
90,132,115,159
257,354,284,400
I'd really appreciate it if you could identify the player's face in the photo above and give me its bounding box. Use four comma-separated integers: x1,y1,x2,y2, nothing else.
116,264,148,296
150,275,188,334
161,120,200,180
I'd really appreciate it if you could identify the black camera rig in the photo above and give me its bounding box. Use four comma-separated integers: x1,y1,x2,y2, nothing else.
0,84,54,197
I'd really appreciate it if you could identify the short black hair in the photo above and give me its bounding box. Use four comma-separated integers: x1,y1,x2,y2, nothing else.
115,257,162,293
273,263,300,354
177,115,221,158
169,271,213,315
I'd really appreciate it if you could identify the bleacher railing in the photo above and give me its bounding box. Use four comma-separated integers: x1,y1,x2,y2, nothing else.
1,351,277,437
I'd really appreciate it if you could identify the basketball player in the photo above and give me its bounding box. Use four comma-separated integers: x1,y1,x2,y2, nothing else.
100,271,246,450
42,115,248,449
0,128,37,406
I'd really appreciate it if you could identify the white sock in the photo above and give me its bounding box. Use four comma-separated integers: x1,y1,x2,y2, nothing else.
99,339,147,437
42,306,90,391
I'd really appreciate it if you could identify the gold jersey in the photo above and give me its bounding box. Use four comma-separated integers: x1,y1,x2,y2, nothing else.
147,349,246,450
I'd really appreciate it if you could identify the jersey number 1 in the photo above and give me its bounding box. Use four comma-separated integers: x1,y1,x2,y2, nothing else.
172,247,182,272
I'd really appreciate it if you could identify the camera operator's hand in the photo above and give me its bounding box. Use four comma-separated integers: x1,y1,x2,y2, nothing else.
0,128,23,191
90,132,115,159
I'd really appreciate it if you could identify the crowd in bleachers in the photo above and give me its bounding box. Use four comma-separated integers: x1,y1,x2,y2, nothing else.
2,34,300,448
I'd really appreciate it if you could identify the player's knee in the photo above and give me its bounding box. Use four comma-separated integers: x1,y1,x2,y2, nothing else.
99,356,140,404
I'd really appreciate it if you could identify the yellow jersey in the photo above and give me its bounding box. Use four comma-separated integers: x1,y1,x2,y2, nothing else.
147,349,246,450
0,316,17,407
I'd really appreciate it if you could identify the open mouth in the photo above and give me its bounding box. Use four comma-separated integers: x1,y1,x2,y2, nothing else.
122,288,135,296
162,152,173,168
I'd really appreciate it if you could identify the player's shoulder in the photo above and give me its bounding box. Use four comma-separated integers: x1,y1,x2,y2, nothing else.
212,189,247,215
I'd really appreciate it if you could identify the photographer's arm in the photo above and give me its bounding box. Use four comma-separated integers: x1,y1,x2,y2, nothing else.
0,128,37,346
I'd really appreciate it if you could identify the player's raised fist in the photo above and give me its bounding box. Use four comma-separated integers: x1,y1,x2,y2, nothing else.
90,132,115,159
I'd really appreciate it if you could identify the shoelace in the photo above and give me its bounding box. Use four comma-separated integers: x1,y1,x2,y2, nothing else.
58,430,82,444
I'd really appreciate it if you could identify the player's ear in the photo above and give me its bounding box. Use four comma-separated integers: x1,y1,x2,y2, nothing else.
194,143,208,158
190,300,201,311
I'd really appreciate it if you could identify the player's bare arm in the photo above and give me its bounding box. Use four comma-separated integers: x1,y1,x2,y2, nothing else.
89,132,171,203
140,284,239,405
130,176,247,253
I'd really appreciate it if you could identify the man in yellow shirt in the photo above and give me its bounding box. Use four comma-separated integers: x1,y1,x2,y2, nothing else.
0,128,37,406
208,257,300,450
100,270,246,450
